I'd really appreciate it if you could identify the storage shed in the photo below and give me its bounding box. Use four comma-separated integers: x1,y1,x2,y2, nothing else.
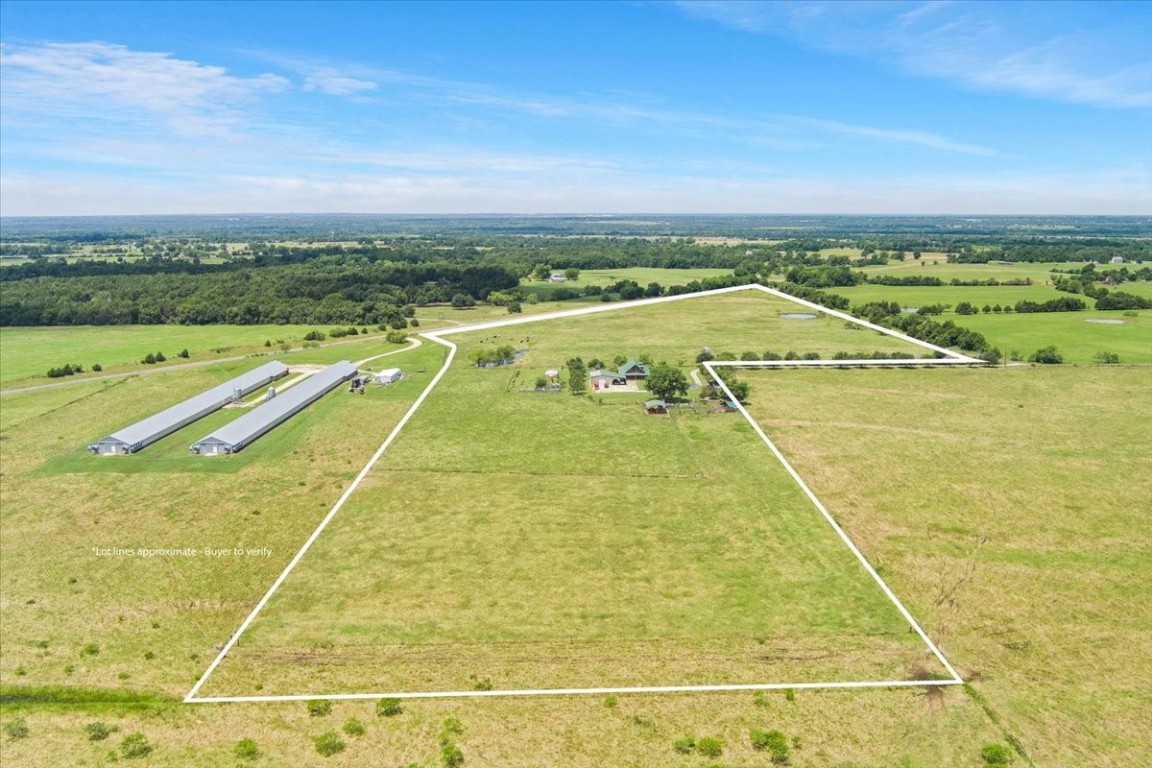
374,368,402,384
189,361,357,456
88,361,289,455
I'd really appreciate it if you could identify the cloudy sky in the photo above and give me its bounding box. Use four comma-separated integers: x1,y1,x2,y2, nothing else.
1,0,1149,215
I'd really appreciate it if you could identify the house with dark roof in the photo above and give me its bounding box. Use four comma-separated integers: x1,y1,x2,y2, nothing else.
619,359,650,380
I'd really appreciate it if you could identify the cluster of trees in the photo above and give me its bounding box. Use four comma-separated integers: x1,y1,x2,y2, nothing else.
0,262,518,326
1052,272,1152,310
46,362,91,378
1013,297,1087,313
469,345,517,367
851,302,995,359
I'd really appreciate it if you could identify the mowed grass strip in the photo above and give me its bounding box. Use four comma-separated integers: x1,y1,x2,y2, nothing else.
740,365,1152,767
200,291,944,696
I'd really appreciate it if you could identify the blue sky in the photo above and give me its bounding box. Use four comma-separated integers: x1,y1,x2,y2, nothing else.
1,0,1149,215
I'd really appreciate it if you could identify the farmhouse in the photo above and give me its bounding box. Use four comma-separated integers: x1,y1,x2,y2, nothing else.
619,359,650,380
374,368,402,384
589,368,627,388
88,360,289,455
189,361,357,456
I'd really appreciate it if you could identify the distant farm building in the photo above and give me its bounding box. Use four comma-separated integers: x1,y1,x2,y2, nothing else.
374,368,402,384
1111,256,1125,264
644,399,667,414
590,369,627,389
548,272,567,283
88,361,289,455
189,361,357,456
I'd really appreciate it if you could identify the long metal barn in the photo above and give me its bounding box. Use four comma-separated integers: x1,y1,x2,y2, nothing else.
189,360,357,456
88,361,289,455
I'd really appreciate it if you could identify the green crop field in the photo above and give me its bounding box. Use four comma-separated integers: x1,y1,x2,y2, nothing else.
1,288,1148,766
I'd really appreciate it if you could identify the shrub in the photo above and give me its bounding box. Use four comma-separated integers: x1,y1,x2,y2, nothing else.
750,727,790,762
307,699,332,717
376,698,403,717
4,716,29,740
507,301,522,314
142,353,156,365
92,363,102,371
440,716,465,742
441,742,464,767
981,743,1013,765
179,348,190,357
410,318,420,327
313,731,345,757
304,330,326,341
233,737,259,759
1028,346,1063,364
118,732,152,759
386,331,408,344
671,735,695,754
1094,351,1120,364
154,351,166,362
81,642,100,656
342,718,365,737
263,340,271,347
85,721,115,741
696,735,723,757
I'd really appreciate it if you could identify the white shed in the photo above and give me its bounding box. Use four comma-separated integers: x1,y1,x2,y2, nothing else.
374,368,402,384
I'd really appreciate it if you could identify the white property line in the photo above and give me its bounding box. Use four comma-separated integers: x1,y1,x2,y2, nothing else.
187,283,969,704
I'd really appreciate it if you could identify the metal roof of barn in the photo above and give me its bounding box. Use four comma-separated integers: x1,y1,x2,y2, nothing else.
91,361,289,451
190,361,356,452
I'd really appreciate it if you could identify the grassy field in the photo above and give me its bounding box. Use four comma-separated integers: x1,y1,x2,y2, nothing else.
198,293,942,696
833,283,1070,310
0,324,392,387
2,289,1146,766
959,310,1151,363
741,366,1152,767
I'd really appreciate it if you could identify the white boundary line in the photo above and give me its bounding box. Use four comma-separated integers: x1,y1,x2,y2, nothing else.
186,283,969,704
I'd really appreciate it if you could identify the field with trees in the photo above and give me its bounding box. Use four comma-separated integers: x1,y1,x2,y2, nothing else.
1,214,1149,766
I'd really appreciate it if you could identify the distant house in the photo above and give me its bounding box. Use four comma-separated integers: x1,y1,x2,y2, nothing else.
619,359,650,380
548,272,567,282
374,368,402,385
1111,256,1125,264
644,399,667,414
544,369,560,381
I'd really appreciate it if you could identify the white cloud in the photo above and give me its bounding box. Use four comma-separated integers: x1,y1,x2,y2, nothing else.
676,1,1152,109
301,68,377,97
0,41,289,134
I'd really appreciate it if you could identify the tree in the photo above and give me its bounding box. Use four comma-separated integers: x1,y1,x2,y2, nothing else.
507,301,522,314
645,364,689,401
564,267,580,281
531,263,552,281
451,293,475,309
566,357,587,395
1028,345,1063,364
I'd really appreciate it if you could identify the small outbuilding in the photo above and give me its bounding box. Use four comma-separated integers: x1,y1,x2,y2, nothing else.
374,368,402,385
644,399,667,414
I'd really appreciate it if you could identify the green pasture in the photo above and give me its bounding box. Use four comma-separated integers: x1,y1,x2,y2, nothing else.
202,289,945,696
741,366,1152,767
563,267,733,287
0,341,440,701
959,310,1151,363
0,324,390,387
833,282,1070,310
858,260,1071,284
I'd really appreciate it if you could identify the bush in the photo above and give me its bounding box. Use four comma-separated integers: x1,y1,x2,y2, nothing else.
507,301,522,314
118,732,152,759
307,700,332,717
4,716,29,740
376,698,403,717
385,331,408,344
1094,351,1120,364
85,721,115,741
233,737,259,759
92,363,102,371
313,731,345,757
342,718,365,737
981,742,1013,764
696,736,723,757
304,330,326,341
672,735,695,753
451,293,475,309
142,353,156,364
179,348,190,358
81,642,100,656
750,727,790,762
441,742,465,767
1028,346,1064,364
154,351,166,362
